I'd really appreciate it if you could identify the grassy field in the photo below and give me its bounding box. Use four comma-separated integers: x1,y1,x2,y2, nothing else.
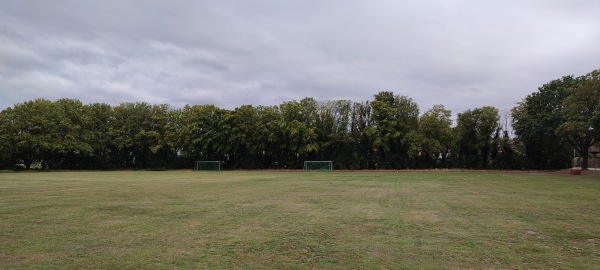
0,170,599,269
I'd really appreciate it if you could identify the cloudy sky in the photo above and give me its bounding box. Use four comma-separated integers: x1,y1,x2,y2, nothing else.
1,1,599,115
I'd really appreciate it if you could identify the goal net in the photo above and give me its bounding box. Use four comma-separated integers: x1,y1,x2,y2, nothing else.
303,161,333,172
194,161,221,171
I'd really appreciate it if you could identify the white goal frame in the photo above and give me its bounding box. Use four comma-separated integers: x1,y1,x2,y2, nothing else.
303,161,333,172
194,161,221,171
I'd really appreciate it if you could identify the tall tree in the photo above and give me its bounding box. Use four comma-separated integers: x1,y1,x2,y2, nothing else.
314,100,352,168
144,104,177,168
279,100,318,168
112,102,156,168
371,91,419,169
512,75,580,169
83,103,115,169
256,105,285,168
180,104,228,165
48,98,92,169
0,109,14,168
406,105,455,168
593,101,600,140
229,105,261,168
456,106,499,169
559,69,600,170
0,99,57,169
349,101,375,169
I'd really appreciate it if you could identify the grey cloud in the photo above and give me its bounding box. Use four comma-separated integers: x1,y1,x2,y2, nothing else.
1,1,600,114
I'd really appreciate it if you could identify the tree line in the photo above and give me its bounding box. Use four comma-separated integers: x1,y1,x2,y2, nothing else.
1,69,598,170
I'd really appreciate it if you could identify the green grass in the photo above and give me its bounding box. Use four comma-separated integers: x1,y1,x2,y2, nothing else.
1,171,599,269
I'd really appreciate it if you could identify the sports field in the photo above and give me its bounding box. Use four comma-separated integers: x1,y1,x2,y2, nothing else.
1,171,599,269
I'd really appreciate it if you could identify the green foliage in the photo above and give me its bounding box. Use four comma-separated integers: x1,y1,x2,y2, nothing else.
112,102,158,168
512,68,600,169
277,100,318,168
558,69,600,169
512,75,580,169
593,100,600,140
229,105,260,168
456,106,499,169
5,67,600,171
0,94,505,170
312,99,352,168
179,104,227,164
0,99,62,169
406,105,455,168
5,72,599,171
349,101,375,169
83,103,116,169
371,91,419,169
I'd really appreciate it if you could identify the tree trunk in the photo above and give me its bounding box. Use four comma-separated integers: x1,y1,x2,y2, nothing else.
582,147,589,170
566,137,592,170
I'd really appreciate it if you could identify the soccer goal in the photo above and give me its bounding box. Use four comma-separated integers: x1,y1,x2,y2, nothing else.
194,161,221,171
303,161,333,172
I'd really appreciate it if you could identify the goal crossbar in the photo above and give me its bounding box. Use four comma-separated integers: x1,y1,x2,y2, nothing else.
303,161,333,172
194,161,221,171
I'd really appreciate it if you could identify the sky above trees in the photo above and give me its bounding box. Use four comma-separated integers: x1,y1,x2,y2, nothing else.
1,1,599,114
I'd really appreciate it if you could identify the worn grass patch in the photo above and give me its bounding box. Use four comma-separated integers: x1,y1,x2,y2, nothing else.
0,170,599,269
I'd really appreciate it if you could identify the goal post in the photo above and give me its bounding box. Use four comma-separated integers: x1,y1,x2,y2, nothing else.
194,161,221,171
303,161,333,172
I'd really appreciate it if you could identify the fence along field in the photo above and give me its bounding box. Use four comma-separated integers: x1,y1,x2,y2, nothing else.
0,170,599,269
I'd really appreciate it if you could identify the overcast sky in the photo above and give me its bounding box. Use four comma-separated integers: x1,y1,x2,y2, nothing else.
1,1,599,116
